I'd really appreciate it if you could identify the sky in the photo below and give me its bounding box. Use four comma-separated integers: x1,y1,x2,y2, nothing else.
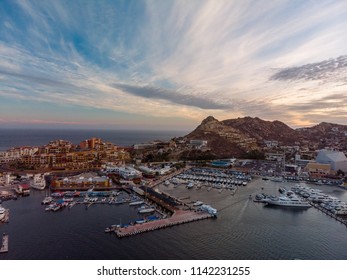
0,0,347,130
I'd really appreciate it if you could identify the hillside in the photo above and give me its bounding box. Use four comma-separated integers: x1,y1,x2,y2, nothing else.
182,116,347,159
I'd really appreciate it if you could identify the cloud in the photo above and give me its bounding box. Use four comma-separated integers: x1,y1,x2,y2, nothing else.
112,83,231,110
1,0,347,128
270,55,347,82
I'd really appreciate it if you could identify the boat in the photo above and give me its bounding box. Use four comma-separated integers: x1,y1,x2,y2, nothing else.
193,201,203,206
199,204,217,216
266,195,311,208
186,182,194,189
129,200,144,206
334,208,347,215
52,205,61,212
138,207,155,214
253,193,270,203
278,187,287,194
44,204,55,211
104,227,112,233
30,174,46,190
41,196,53,205
270,177,283,182
68,201,76,208
51,192,63,198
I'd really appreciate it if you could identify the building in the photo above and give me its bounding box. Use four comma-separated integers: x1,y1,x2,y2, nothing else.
264,140,278,148
103,164,142,180
284,164,300,175
265,153,284,162
189,140,208,149
51,173,111,190
137,166,156,177
15,138,129,170
133,143,156,150
316,149,347,172
190,140,208,146
0,173,13,185
79,138,102,149
0,146,39,163
305,162,332,178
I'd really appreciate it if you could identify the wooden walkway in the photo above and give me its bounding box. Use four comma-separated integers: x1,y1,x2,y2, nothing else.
0,234,8,253
114,210,212,238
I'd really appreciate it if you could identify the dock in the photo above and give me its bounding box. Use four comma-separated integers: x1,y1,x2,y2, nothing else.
114,210,213,238
0,233,8,253
307,201,347,227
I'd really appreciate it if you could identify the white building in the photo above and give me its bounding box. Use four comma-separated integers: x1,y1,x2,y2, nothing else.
104,165,142,180
316,149,347,172
264,140,278,148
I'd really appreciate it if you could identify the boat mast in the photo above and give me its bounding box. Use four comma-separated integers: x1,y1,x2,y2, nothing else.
283,146,285,176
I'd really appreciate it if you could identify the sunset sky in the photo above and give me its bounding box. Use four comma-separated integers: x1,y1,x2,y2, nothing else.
1,0,347,130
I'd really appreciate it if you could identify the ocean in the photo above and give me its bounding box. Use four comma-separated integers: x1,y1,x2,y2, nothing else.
0,129,187,150
1,130,347,260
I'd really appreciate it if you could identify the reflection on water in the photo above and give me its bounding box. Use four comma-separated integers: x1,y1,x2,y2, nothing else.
264,205,310,214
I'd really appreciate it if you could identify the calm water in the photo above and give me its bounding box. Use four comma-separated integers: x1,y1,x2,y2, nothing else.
1,180,347,260
1,130,347,260
0,129,187,150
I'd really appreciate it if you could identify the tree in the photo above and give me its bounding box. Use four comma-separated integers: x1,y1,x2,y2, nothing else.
244,150,265,160
336,169,345,177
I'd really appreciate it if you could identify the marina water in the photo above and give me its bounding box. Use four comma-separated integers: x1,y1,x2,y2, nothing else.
1,130,347,259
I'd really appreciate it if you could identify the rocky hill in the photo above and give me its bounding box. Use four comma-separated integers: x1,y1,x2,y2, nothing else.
183,116,347,159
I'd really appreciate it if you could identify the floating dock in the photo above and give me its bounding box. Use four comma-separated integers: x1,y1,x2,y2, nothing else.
114,210,213,238
0,233,8,253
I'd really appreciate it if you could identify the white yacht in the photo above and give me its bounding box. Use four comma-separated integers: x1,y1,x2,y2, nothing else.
266,195,312,208
30,174,46,190
41,196,53,205
270,177,283,182
129,200,144,206
186,182,194,189
138,207,155,214
193,201,203,206
200,204,217,216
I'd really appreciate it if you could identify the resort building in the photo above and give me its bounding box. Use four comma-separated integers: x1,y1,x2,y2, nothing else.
51,173,111,190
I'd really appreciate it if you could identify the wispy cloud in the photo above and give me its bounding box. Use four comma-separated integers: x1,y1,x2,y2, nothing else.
112,83,231,110
270,56,347,82
1,0,347,128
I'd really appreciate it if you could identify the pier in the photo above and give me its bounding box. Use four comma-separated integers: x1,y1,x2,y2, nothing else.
114,210,213,238
0,233,8,253
307,200,347,227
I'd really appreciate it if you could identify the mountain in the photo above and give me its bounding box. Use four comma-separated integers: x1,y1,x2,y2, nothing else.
183,116,347,159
